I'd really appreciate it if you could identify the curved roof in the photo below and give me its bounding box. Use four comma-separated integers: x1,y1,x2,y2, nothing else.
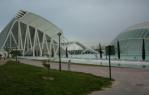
111,22,149,58
65,41,98,53
16,10,64,42
128,22,149,30
112,22,149,42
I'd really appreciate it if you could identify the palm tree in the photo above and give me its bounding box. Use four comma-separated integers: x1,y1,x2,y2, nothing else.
142,39,145,61
117,41,120,59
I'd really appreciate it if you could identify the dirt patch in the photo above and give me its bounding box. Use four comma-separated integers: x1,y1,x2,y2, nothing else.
42,76,55,81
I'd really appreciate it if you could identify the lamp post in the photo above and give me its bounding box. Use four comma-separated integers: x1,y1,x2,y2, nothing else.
106,45,112,80
57,32,62,71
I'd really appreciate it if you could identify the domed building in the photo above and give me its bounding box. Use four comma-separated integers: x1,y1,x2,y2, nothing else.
112,22,149,60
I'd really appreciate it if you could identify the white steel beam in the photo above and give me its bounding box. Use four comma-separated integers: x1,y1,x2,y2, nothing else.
10,31,17,46
22,25,28,56
33,28,37,56
54,44,59,57
18,21,23,50
36,30,42,56
41,33,45,56
45,35,50,56
2,20,16,48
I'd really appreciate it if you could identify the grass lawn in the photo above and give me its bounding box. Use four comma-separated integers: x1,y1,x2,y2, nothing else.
0,61,112,95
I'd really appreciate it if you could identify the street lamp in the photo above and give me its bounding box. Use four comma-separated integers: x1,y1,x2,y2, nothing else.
105,45,112,80
57,32,62,71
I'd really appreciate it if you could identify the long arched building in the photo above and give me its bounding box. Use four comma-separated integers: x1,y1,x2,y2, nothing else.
0,10,68,57
0,10,97,58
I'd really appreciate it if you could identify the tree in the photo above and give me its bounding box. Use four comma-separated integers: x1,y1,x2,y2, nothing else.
99,43,102,59
66,47,68,58
117,41,120,59
142,39,145,61
10,50,21,58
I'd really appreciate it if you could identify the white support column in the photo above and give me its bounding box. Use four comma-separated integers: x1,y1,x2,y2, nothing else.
52,41,56,57
2,21,16,48
10,32,12,48
22,25,28,56
33,29,37,56
26,25,33,51
27,27,29,51
36,30,42,56
41,33,45,56
49,39,53,57
18,21,23,50
17,21,20,49
45,36,50,56
54,44,59,57
11,31,17,46
27,26,33,49
27,26,35,56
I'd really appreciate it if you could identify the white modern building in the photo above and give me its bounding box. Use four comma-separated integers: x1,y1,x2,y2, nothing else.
0,10,97,58
112,22,149,60
0,10,68,57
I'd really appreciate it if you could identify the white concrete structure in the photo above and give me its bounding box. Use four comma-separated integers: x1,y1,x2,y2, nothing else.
0,10,97,59
0,10,68,57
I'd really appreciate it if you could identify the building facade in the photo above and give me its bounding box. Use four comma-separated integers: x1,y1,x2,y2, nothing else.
0,10,97,59
0,10,67,57
112,22,149,60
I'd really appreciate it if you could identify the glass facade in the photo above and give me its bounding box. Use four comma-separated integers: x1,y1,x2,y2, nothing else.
112,25,149,60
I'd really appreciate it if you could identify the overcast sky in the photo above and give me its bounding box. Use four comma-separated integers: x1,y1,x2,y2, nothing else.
0,0,149,46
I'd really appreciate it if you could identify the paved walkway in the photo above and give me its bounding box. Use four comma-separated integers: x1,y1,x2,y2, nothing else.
18,59,149,95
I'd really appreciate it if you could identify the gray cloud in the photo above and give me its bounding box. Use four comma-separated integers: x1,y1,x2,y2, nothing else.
0,0,149,46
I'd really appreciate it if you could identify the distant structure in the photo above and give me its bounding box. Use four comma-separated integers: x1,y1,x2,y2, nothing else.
65,41,98,55
0,10,97,59
64,41,98,59
112,22,149,60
